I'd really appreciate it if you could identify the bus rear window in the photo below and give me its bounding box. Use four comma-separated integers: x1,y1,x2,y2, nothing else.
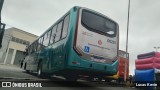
81,9,116,37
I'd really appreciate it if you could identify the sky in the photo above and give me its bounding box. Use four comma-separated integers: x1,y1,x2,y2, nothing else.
2,0,160,75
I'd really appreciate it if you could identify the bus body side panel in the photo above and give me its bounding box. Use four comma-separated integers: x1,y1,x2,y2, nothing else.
34,49,46,72
47,39,67,73
41,48,51,72
41,10,73,74
39,33,69,73
64,7,82,69
27,6,119,77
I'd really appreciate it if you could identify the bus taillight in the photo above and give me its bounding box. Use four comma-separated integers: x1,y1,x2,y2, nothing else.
72,61,78,64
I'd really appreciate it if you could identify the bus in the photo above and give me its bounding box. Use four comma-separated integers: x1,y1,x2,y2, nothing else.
105,50,129,83
23,6,119,81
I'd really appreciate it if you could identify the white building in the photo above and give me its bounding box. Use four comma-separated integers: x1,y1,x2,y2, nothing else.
0,27,38,65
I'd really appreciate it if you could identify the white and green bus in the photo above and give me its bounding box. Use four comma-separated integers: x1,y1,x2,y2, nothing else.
23,6,119,81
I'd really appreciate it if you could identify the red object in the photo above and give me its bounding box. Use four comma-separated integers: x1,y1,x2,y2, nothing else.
155,52,160,57
72,61,77,64
136,63,160,70
98,40,102,45
135,52,160,70
118,57,129,79
138,52,160,59
135,57,160,65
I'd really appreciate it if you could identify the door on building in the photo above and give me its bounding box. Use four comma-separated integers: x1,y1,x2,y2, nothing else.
6,48,14,64
14,50,24,65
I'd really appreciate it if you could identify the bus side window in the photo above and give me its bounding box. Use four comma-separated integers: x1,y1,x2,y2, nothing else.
29,46,32,54
55,21,63,42
41,36,45,49
50,25,57,44
43,33,47,46
27,46,30,55
48,30,52,45
37,38,41,51
37,36,44,51
31,44,34,54
32,43,35,53
34,41,38,52
32,43,36,54
62,14,70,39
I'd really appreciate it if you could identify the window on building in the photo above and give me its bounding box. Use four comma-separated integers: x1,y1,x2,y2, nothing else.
11,37,30,46
21,40,24,45
62,14,70,38
26,41,30,45
28,41,29,45
19,39,23,44
16,38,19,43
12,37,16,42
23,41,26,45
55,21,63,42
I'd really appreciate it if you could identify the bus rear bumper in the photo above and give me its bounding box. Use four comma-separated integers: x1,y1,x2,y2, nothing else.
55,66,117,78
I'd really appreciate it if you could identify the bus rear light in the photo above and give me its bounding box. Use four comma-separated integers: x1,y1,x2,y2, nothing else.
72,61,77,64
98,32,102,35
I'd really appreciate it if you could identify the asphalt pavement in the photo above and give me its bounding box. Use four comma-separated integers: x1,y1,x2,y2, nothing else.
0,64,138,90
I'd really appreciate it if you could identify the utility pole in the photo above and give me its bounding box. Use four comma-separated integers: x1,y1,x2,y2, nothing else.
124,0,131,82
0,0,5,49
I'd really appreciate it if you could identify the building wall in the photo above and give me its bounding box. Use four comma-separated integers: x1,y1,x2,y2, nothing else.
0,27,38,65
11,28,37,42
4,41,26,64
0,29,11,63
